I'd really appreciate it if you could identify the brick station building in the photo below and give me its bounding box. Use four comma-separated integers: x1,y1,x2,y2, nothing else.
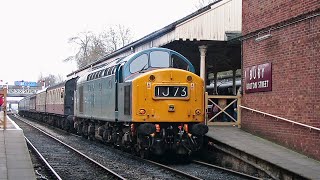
241,1,320,160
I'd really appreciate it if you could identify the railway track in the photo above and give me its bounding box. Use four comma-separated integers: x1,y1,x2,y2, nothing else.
192,160,261,179
14,116,126,180
12,115,198,179
142,158,261,180
25,137,62,180
13,115,261,180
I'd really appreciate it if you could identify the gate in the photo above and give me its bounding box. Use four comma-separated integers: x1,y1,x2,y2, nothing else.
206,92,241,127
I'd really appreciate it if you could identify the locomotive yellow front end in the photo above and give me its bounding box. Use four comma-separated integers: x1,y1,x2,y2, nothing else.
131,68,208,156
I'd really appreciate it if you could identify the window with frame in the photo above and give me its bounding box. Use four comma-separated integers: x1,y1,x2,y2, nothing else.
171,54,189,71
129,54,148,73
150,51,169,68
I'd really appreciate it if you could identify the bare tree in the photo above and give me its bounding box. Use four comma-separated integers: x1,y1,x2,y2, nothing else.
118,25,133,49
37,73,64,88
195,0,220,9
64,31,95,68
55,74,65,83
64,25,133,68
102,24,133,54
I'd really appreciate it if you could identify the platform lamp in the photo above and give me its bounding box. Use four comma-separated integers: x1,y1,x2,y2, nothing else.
255,29,272,42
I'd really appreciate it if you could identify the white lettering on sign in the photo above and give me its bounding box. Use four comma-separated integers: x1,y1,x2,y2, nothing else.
258,80,268,88
250,66,265,80
245,63,272,93
246,80,269,90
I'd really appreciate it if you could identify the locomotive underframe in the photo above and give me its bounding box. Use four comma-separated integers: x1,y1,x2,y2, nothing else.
19,109,206,157
73,117,206,157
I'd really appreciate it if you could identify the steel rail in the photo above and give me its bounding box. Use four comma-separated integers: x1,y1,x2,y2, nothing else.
25,136,62,180
240,105,320,132
192,160,261,180
17,116,127,180
142,159,202,180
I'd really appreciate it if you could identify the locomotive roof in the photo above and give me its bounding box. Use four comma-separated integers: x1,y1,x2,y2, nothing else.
46,81,66,91
36,87,48,94
120,47,195,72
77,47,195,84
46,77,78,91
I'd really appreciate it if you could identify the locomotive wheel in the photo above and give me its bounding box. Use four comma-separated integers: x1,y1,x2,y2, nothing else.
88,134,95,141
139,149,149,159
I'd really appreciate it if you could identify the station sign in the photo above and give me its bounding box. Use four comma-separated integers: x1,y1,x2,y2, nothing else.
14,81,38,87
244,62,272,93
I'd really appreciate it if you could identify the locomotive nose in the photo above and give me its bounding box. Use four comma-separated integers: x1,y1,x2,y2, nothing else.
131,69,205,123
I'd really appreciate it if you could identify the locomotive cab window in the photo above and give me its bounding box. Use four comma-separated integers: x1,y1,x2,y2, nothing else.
171,54,190,71
150,51,169,68
129,53,148,73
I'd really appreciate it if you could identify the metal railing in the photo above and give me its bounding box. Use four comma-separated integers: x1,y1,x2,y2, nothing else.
240,105,320,132
206,93,241,127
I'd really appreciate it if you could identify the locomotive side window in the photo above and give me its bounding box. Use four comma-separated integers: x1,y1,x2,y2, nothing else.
150,51,169,68
118,65,124,83
171,54,189,71
129,53,148,73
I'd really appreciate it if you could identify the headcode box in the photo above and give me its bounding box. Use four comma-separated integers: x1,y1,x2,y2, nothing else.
244,63,272,93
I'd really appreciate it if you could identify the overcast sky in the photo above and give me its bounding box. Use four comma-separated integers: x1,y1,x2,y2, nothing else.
0,0,200,85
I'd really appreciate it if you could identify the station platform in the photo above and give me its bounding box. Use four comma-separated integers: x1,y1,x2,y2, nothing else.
0,111,36,180
206,126,320,180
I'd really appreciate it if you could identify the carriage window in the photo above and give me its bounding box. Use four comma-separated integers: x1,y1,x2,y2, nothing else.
171,54,189,71
129,54,148,73
150,51,169,68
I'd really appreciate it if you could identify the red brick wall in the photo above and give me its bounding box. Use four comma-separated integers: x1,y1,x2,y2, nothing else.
242,0,320,160
242,0,320,34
